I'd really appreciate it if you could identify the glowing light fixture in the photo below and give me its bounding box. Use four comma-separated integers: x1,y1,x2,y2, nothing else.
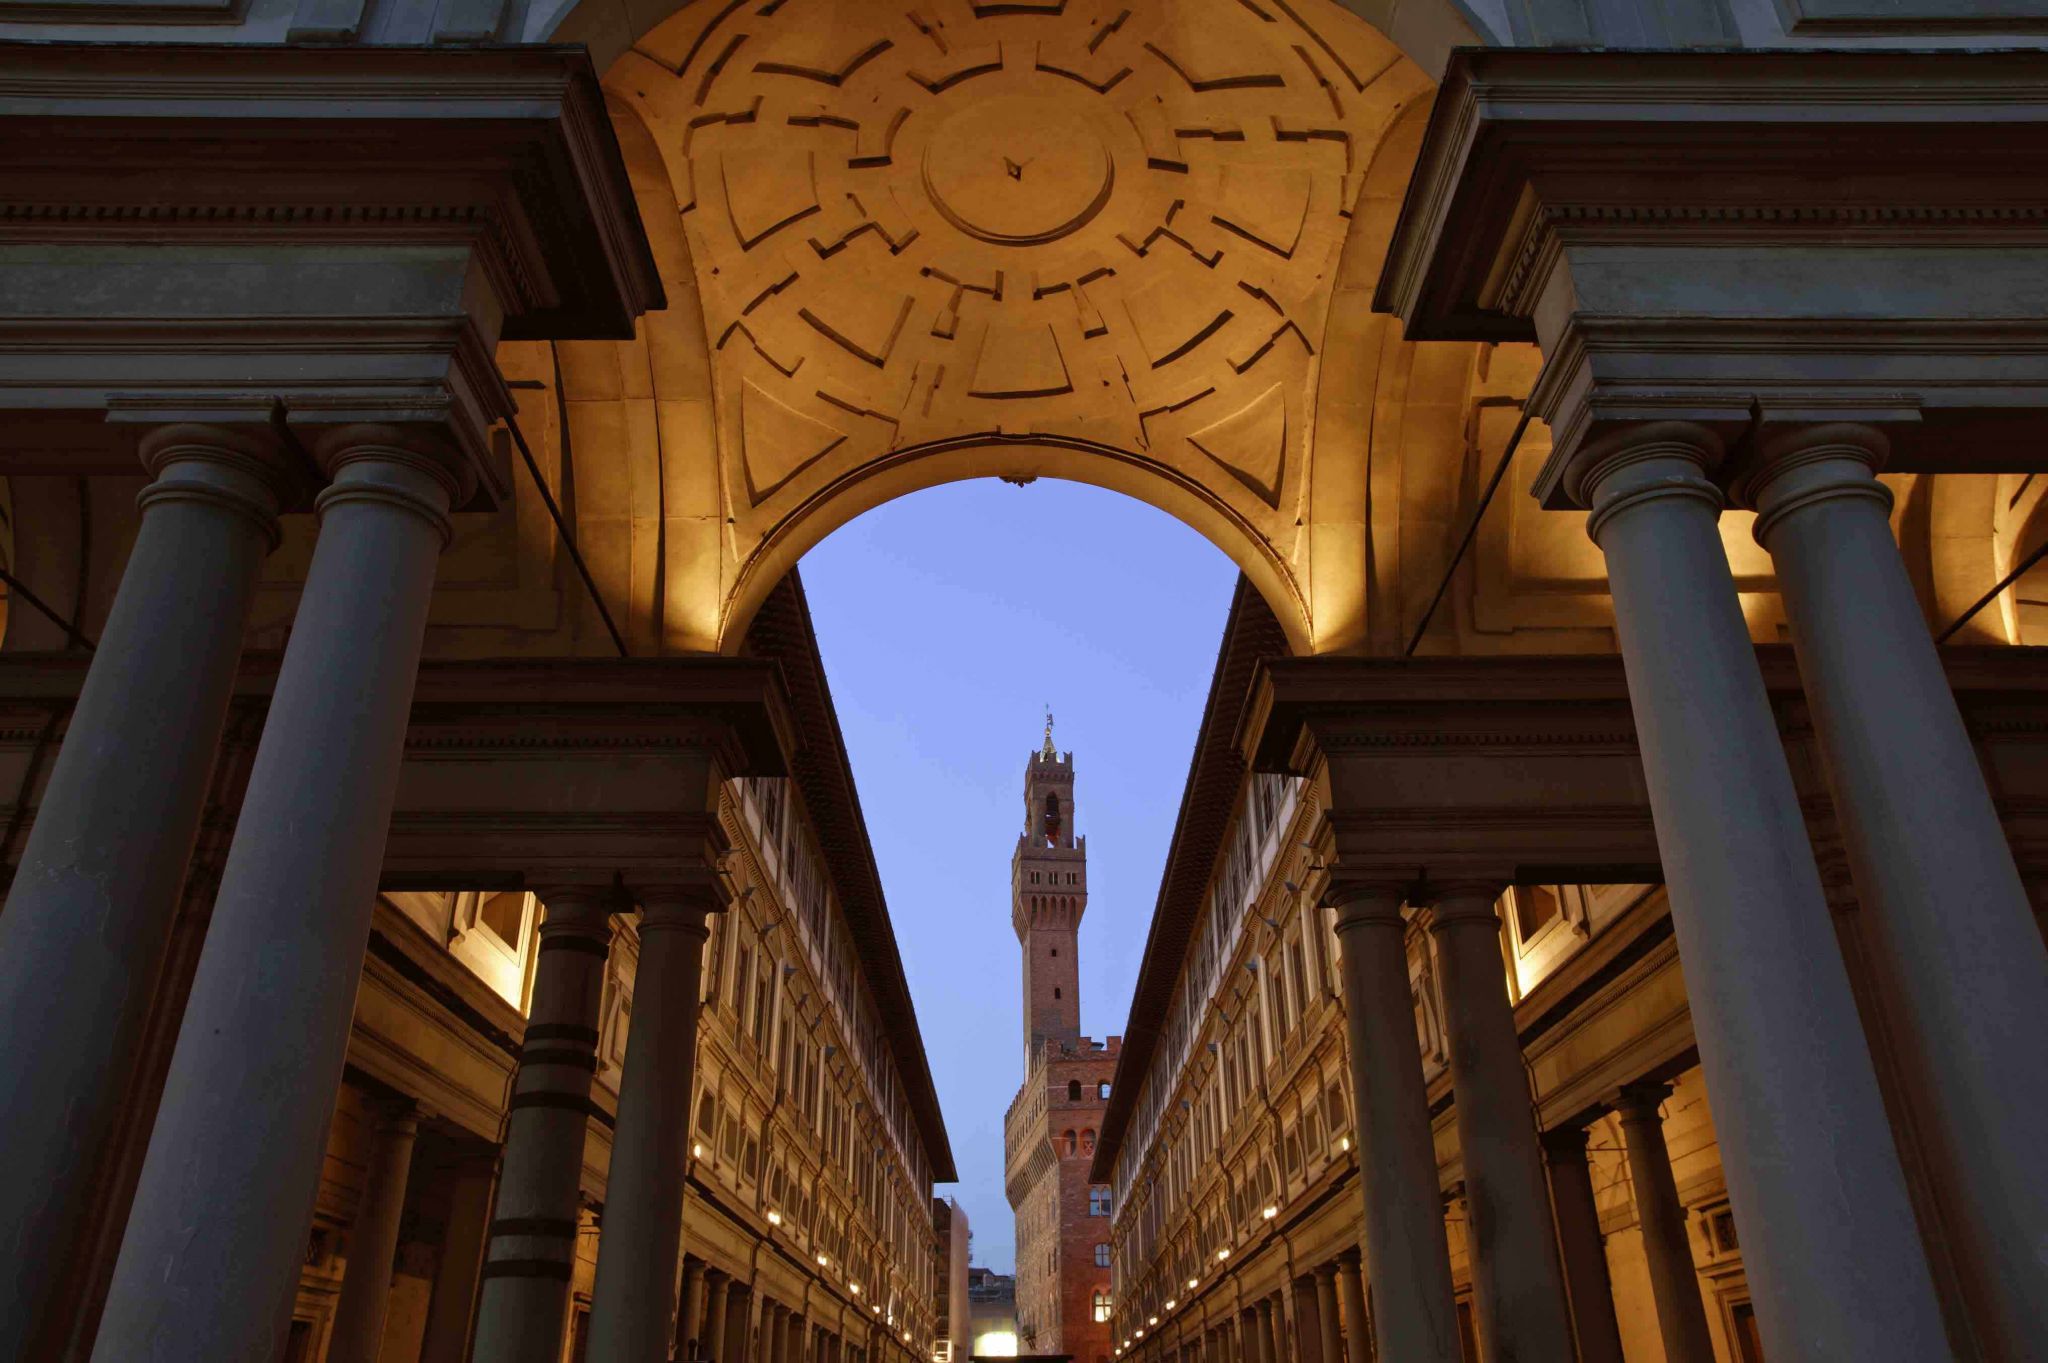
1261,1205,1278,1220
768,1210,783,1226
851,1283,863,1296
692,1142,705,1158
1165,1300,1177,1310
1216,1248,1230,1261
1135,1329,1145,1339
1338,1136,1351,1153
1147,1317,1158,1327
818,1254,830,1267
1186,1279,1198,1291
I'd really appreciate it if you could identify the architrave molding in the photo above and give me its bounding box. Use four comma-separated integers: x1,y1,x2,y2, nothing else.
0,41,663,498
1374,47,2048,487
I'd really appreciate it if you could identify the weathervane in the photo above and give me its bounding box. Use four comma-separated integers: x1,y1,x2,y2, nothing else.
1043,705,1056,758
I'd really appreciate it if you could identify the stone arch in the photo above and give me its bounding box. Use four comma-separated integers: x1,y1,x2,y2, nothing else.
559,0,1442,655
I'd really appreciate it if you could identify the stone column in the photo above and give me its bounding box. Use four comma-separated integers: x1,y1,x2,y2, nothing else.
1612,1087,1714,1363
1539,1126,1623,1363
1334,1252,1370,1363
1259,1295,1282,1363
329,1099,422,1363
1564,421,1946,1358
0,423,300,1359
1737,422,2048,1359
91,425,473,1363
1327,883,1459,1363
763,1302,787,1363
1426,886,1574,1361
786,1307,806,1363
705,1272,732,1363
587,890,718,1361
725,1281,752,1363
470,888,616,1363
678,1259,710,1358
1238,1309,1261,1363
419,1145,497,1363
1312,1265,1341,1363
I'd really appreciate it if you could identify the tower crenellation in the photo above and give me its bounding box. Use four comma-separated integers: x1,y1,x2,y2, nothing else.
1014,713,1087,1056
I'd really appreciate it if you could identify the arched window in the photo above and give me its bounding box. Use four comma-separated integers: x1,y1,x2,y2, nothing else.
1098,1081,1112,1100
1068,1080,1082,1101
1065,1130,1078,1156
1082,1129,1096,1154
1043,791,1062,844
1091,1290,1112,1322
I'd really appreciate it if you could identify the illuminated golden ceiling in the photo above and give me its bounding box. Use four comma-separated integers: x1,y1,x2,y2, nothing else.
605,0,1430,647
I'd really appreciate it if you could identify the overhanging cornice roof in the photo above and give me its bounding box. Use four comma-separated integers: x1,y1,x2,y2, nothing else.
1091,579,1286,1182
743,569,957,1183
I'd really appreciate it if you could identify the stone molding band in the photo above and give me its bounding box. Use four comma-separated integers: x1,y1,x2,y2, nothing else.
523,1022,601,1046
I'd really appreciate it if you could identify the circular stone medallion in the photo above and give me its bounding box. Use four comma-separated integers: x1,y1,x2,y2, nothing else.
921,95,1115,246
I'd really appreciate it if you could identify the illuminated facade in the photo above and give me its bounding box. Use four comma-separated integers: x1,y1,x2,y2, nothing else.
6,0,2048,1358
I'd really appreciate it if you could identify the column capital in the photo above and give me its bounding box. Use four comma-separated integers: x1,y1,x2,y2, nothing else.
1538,1124,1591,1162
1558,421,1725,544
135,422,307,551
366,1094,421,1136
1728,422,1894,547
311,423,475,545
1612,1083,1673,1124
1311,1260,1339,1283
1420,883,1507,931
1334,1247,1362,1272
1323,878,1409,931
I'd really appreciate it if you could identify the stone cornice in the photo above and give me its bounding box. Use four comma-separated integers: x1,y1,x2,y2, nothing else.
1376,47,2048,340
0,40,663,339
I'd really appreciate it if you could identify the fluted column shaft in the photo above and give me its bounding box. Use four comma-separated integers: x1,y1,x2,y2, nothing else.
1568,422,1945,1359
1539,1127,1623,1363
1613,1087,1713,1363
1327,885,1459,1363
329,1100,422,1363
93,426,471,1363
0,424,298,1359
470,889,616,1363
1427,888,1573,1362
1739,423,2048,1359
587,890,717,1362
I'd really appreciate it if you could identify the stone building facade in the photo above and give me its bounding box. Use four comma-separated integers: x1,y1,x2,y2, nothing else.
6,0,2048,1358
1003,733,1118,1363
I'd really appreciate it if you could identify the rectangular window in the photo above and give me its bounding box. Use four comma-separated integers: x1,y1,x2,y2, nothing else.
1089,1186,1112,1217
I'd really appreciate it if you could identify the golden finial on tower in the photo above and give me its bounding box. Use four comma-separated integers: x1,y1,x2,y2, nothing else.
1043,706,1056,758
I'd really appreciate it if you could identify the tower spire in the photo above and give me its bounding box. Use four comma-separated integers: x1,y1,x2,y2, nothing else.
1043,705,1056,759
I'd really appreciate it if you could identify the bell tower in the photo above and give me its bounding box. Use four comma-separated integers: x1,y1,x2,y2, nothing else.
1013,711,1086,1061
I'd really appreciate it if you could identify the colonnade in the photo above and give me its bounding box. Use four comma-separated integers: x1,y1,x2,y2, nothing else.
0,420,733,1361
1126,1088,1720,1363
1316,420,2048,1361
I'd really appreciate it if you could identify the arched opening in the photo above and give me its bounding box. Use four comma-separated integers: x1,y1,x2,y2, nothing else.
524,0,1454,658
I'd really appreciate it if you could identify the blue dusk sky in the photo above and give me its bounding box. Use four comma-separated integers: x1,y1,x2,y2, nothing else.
798,477,1240,1276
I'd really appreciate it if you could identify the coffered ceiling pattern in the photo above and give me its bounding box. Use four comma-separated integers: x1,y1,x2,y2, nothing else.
608,0,1426,642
